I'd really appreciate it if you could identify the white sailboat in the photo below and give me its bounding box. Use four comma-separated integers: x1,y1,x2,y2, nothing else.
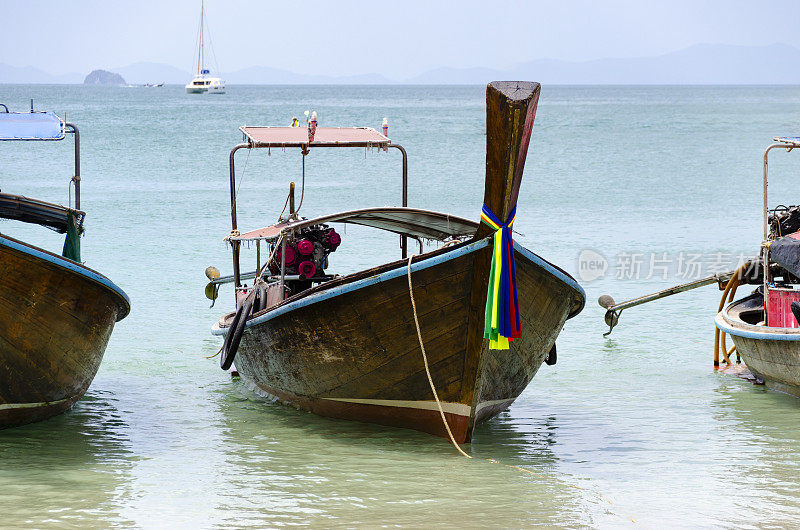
185,1,225,94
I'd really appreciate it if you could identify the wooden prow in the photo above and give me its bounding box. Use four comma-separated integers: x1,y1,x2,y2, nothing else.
462,82,541,435
474,81,541,240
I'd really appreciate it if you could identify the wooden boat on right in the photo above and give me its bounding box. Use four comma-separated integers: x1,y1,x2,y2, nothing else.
598,137,800,397
715,136,800,396
600,135,800,398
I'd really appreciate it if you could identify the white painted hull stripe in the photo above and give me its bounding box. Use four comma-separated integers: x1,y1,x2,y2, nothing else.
322,397,514,417
0,396,71,411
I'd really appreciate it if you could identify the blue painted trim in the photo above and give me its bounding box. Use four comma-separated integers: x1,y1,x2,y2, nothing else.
213,238,585,335
237,238,489,332
0,234,130,317
715,311,800,342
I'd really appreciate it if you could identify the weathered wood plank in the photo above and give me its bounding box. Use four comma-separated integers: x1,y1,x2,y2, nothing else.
223,81,584,443
0,235,127,428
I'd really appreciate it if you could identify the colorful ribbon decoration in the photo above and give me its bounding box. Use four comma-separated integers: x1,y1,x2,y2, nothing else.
481,204,521,350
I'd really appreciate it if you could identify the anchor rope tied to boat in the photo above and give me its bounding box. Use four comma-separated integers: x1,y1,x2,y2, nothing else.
406,254,472,458
480,204,521,350
407,255,635,522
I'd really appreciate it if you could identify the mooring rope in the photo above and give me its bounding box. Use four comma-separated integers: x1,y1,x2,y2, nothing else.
406,254,472,459
406,252,636,523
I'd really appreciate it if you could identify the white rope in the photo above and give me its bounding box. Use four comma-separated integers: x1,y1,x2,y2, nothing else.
404,257,639,521
406,254,472,459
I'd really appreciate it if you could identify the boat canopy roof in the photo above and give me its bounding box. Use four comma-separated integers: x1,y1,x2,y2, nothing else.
0,110,65,141
0,193,84,233
240,126,390,148
231,207,478,242
775,136,800,148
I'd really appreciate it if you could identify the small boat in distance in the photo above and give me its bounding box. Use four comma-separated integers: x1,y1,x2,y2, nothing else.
0,103,130,428
185,1,225,94
205,82,585,443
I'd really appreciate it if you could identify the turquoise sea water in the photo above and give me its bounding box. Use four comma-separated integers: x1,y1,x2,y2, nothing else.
1,84,800,527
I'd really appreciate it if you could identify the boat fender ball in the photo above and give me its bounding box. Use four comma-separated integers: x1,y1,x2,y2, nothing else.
296,239,314,256
545,343,557,366
298,261,316,278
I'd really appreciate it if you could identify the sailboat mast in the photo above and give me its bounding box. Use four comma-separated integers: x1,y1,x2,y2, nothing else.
200,1,205,74
197,1,204,75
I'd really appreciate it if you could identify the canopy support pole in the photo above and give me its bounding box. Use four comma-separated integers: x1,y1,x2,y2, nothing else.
388,144,408,258
65,123,80,210
226,140,408,294
762,142,796,317
230,143,248,290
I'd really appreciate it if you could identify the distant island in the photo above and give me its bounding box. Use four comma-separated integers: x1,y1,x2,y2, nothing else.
83,69,125,86
4,43,799,85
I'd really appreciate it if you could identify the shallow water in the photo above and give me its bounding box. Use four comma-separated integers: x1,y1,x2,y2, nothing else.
1,84,800,527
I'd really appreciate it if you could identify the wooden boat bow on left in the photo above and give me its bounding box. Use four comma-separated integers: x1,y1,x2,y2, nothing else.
0,104,130,428
207,82,585,443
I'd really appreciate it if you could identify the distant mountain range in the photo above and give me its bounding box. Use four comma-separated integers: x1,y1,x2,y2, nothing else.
3,43,800,85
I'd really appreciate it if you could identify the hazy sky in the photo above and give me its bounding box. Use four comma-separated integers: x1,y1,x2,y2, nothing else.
2,0,799,78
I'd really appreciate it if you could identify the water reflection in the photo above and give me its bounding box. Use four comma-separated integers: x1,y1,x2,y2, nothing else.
710,375,800,528
205,380,605,527
0,390,136,527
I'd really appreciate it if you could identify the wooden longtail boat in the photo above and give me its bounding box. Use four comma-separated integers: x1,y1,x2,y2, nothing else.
714,136,800,396
0,105,130,428
600,137,800,398
208,82,585,442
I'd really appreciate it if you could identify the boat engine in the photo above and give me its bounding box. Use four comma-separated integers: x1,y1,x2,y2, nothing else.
269,224,341,293
769,205,800,238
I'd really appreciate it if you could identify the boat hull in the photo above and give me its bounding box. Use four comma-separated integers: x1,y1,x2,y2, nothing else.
0,234,130,428
716,297,800,397
185,86,226,94
214,238,584,442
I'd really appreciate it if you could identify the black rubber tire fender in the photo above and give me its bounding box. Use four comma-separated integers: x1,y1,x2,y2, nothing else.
221,299,253,370
220,305,242,363
256,283,267,313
